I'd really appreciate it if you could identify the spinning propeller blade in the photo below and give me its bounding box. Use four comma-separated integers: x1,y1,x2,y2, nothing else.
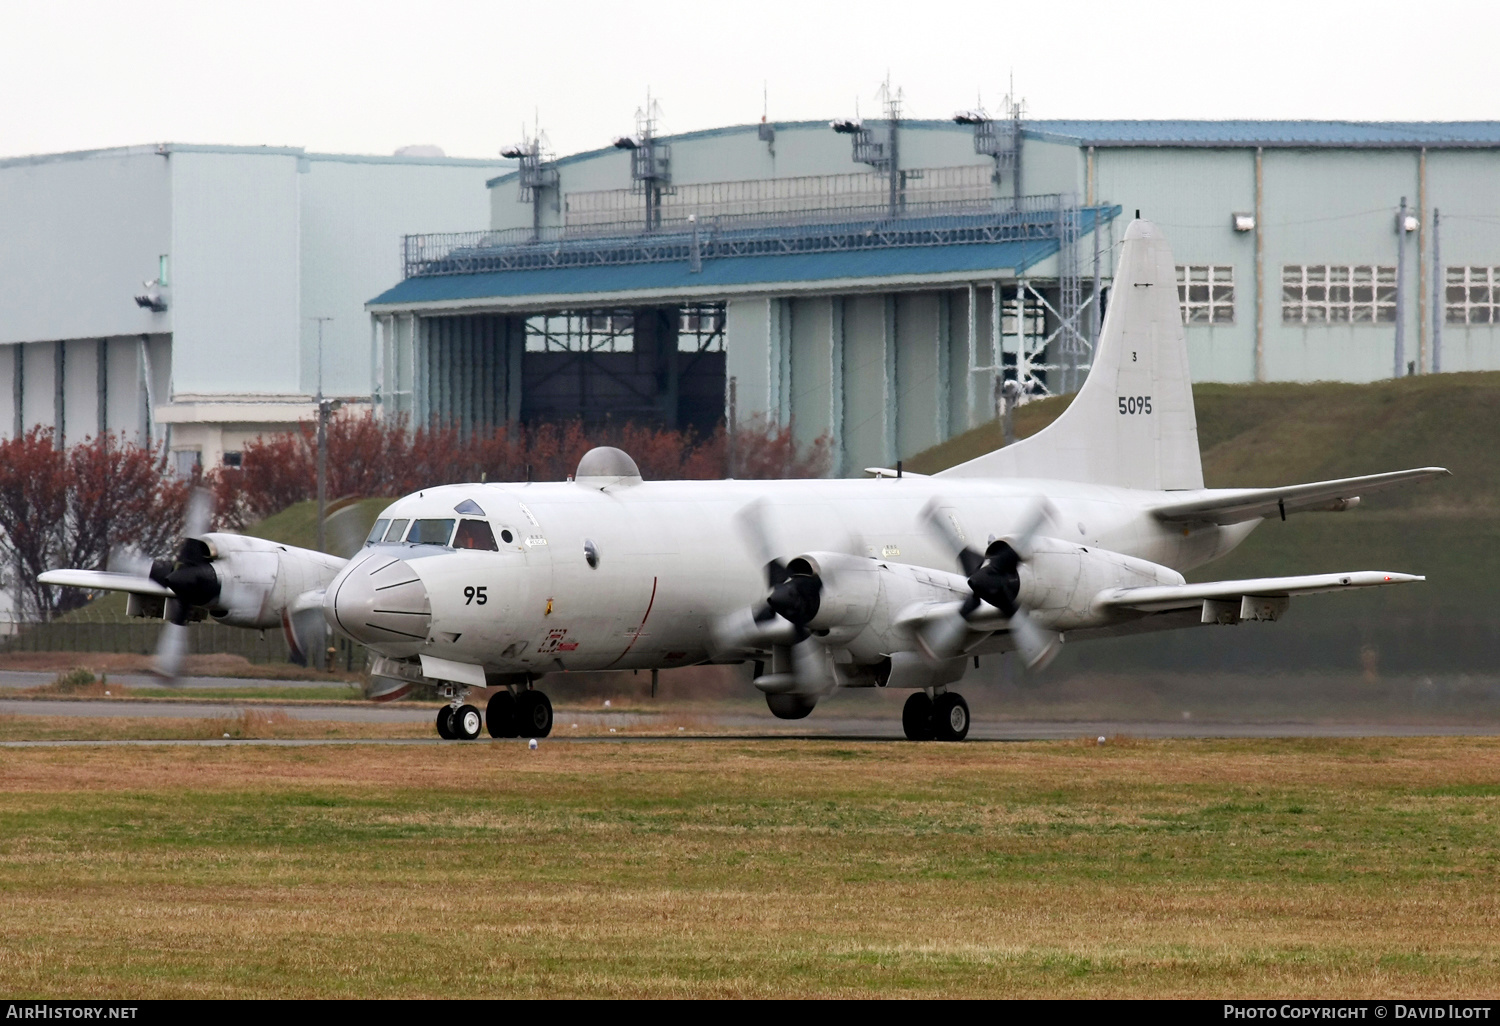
142,487,220,686
918,498,1061,669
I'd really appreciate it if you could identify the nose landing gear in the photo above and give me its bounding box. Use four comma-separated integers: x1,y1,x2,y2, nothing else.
434,684,553,740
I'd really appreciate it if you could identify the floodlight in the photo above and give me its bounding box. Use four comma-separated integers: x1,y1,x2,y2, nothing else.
1232,213,1255,232
1401,214,1420,233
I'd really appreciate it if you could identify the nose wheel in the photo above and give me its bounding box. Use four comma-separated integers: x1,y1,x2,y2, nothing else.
451,704,482,740
435,688,552,739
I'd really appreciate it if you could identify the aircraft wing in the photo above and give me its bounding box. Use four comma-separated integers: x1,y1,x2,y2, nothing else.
1094,570,1424,614
37,569,171,597
1150,467,1450,525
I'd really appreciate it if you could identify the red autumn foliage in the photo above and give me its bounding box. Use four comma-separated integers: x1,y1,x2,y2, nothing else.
209,414,832,530
0,430,187,619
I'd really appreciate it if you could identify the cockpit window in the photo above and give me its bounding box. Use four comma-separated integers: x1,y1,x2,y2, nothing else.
454,499,485,515
407,518,456,546
383,519,410,543
453,519,498,551
366,519,390,545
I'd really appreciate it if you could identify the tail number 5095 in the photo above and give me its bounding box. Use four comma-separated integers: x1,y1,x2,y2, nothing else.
1118,395,1152,415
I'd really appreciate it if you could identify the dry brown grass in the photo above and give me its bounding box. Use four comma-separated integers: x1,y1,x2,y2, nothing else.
0,650,361,681
0,735,1498,996
0,712,427,743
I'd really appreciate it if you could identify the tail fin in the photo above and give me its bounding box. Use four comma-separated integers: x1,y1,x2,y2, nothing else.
938,218,1204,491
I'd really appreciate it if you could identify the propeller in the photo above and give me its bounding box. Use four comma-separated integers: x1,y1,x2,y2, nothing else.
720,500,837,693
734,500,822,642
141,488,221,682
919,499,1062,670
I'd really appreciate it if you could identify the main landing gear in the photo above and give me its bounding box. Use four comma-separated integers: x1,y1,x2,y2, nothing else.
434,686,553,740
902,690,970,742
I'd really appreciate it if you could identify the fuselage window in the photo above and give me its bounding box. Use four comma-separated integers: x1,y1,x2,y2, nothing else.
366,519,390,545
499,528,515,544
383,519,410,543
408,518,456,546
453,519,499,551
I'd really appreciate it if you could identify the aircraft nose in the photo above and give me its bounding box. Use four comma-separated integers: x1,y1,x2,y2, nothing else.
326,553,431,655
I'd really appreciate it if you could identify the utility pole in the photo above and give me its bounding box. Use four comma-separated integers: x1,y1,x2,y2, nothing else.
1394,197,1408,378
311,317,340,554
1432,208,1443,374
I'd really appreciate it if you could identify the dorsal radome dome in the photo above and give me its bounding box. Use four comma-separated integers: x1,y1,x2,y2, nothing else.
574,446,642,484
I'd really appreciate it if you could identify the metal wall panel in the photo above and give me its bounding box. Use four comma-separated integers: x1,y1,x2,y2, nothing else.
1262,149,1421,383
61,337,99,442
894,292,942,457
299,158,501,398
1094,148,1257,383
0,150,172,346
788,297,834,446
841,294,890,473
170,150,303,395
1424,151,1500,372
724,298,772,424
19,342,55,433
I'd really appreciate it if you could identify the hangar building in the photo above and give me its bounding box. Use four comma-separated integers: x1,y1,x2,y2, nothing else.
0,144,508,470
368,114,1500,475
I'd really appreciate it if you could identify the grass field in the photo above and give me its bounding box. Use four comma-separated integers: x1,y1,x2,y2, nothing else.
1,735,1498,997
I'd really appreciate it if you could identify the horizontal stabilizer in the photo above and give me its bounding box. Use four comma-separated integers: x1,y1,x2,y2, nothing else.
1095,570,1424,614
1151,468,1450,525
37,569,172,597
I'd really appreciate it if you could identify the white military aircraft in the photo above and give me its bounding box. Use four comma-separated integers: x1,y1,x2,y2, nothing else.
40,219,1448,741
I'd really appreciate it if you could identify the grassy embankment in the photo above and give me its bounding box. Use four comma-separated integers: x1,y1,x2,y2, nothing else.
0,737,1497,997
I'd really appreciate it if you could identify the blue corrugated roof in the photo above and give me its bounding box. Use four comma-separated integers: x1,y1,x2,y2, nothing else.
1025,120,1500,148
369,237,1059,308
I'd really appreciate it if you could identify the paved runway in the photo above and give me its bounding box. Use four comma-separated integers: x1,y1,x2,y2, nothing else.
3,695,1498,743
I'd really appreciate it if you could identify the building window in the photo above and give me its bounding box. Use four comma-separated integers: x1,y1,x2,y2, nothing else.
1177,265,1235,324
1445,266,1500,324
525,302,726,353
171,450,201,480
222,451,243,468
1282,265,1396,324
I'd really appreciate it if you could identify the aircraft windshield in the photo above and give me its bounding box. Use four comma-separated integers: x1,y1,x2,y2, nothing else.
366,519,390,545
383,519,409,543
407,518,456,546
453,519,498,551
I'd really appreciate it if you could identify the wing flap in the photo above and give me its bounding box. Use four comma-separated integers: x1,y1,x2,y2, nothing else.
37,569,172,597
1151,467,1449,525
1095,570,1425,614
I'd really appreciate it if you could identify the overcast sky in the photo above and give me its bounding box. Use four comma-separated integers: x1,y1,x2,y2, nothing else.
2,0,1495,162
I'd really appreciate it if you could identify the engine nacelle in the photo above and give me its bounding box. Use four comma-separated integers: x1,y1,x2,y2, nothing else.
792,551,970,665
201,534,347,630
1017,538,1184,630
